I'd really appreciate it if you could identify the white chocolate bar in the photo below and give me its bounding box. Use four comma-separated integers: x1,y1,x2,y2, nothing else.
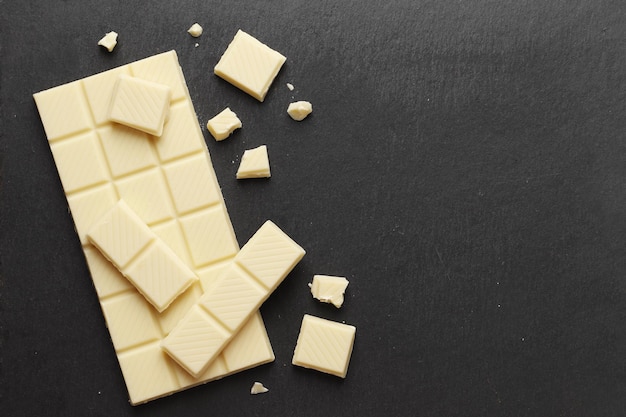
292,315,356,378
214,30,286,102
162,220,305,377
33,51,275,405
206,107,241,141
309,275,349,308
108,74,171,136
87,200,197,313
236,145,270,179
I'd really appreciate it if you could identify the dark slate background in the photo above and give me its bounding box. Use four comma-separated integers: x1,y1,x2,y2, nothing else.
1,1,626,416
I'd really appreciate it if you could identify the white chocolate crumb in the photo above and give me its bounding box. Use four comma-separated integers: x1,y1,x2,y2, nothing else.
286,82,294,91
287,101,312,121
250,381,269,394
194,43,199,48
98,31,118,52
187,23,203,37
309,275,349,308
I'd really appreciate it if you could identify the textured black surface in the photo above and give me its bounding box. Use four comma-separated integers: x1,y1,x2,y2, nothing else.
2,1,626,416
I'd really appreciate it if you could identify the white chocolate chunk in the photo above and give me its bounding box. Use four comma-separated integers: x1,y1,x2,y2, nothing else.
87,200,197,312
309,275,349,308
162,220,305,377
236,145,270,179
108,74,171,136
214,30,286,102
187,23,203,37
206,107,241,141
287,101,312,121
250,382,269,394
286,82,294,91
34,51,275,405
292,315,356,378
98,31,118,52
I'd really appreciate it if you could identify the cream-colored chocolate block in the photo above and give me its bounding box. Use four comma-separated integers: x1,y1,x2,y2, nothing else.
179,207,239,267
108,74,171,136
153,101,205,162
162,220,305,377
214,30,286,102
34,51,275,405
164,153,221,214
236,221,306,289
124,240,197,312
97,124,155,178
236,145,270,179
309,275,349,308
206,107,242,141
101,292,162,351
83,66,132,125
118,343,180,405
116,168,175,225
49,131,109,193
287,101,312,121
33,81,93,141
292,315,356,378
88,200,196,312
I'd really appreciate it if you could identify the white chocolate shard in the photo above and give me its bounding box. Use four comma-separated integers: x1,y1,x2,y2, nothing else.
292,315,356,378
187,23,203,37
98,31,118,52
309,275,349,308
108,74,171,136
162,220,305,377
34,51,276,405
286,83,294,91
214,30,286,102
87,200,197,313
287,101,312,121
250,382,269,394
206,107,242,141
236,145,270,179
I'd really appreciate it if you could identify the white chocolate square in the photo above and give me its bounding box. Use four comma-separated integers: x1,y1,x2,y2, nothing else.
214,30,286,102
179,207,239,267
162,221,305,377
97,124,155,178
164,153,222,215
236,145,270,179
49,132,109,193
116,168,175,225
33,81,93,141
292,315,356,378
34,51,276,405
108,74,171,136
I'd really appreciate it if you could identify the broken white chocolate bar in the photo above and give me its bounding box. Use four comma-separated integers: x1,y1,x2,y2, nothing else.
292,315,356,378
206,107,241,141
162,220,305,377
309,275,349,308
236,145,270,179
87,200,197,313
108,74,171,136
33,51,275,405
214,30,286,102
